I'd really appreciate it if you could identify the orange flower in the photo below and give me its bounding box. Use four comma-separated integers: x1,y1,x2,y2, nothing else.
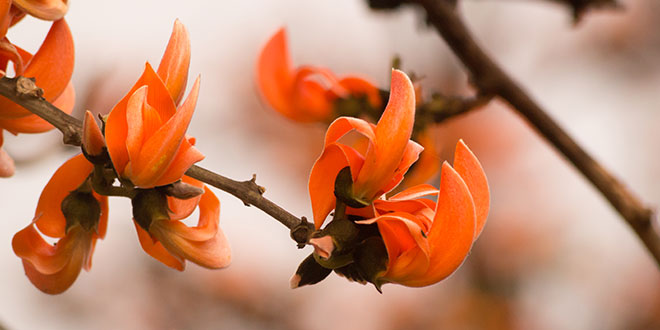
134,176,231,270
356,140,489,288
257,27,382,123
12,0,67,21
12,154,108,294
105,20,204,188
0,18,74,177
308,69,422,228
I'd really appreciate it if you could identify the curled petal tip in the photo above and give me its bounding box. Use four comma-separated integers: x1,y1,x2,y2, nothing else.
157,19,191,105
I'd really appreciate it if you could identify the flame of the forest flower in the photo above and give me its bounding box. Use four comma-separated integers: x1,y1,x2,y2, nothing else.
105,19,204,188
257,27,381,123
12,154,108,294
308,69,422,229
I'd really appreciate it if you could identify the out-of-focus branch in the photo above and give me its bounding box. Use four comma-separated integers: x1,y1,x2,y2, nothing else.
0,76,309,242
403,0,660,266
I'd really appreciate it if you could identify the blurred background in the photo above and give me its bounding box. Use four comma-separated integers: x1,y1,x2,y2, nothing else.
1,0,660,329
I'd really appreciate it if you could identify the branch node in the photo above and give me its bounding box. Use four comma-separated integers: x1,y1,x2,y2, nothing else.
15,76,44,99
290,216,315,248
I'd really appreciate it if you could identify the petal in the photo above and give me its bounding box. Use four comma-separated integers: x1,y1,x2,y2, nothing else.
156,19,190,105
324,116,375,147
0,0,12,39
129,76,200,187
402,129,441,188
389,184,438,201
256,27,296,120
13,223,70,274
337,76,382,109
405,162,476,287
0,145,14,177
150,187,231,269
106,63,178,176
1,81,76,134
353,70,416,200
379,140,424,195
0,19,73,119
34,154,94,238
150,137,204,187
454,139,490,238
124,86,148,165
82,110,105,156
134,221,185,271
290,73,333,122
308,143,364,229
13,0,68,21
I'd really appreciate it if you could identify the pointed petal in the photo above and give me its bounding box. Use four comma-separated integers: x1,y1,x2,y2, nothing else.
13,0,68,21
106,63,177,176
354,70,416,200
82,110,105,156
454,140,490,238
402,129,441,188
0,20,73,118
404,162,476,287
309,143,364,229
34,154,93,238
151,187,231,269
256,27,296,120
157,19,190,105
379,140,423,195
124,86,147,164
134,221,185,271
389,184,438,201
151,137,204,187
130,76,200,187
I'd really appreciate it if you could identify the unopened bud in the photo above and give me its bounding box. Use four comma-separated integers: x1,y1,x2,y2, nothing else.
61,191,101,233
82,111,108,162
132,189,169,231
290,254,332,289
162,181,204,200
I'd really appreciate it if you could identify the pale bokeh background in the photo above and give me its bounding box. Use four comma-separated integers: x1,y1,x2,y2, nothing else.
1,1,660,329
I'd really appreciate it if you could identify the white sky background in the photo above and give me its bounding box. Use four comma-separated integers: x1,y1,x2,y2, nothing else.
1,0,659,329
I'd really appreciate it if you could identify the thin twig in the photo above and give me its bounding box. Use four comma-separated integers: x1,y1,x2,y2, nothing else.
0,75,303,232
406,0,660,266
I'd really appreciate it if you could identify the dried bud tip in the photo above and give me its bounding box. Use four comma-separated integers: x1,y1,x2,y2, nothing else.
163,181,205,200
309,236,334,260
289,274,301,289
82,111,106,157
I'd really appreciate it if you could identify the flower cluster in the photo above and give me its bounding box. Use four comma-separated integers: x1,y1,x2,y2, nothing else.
291,70,490,291
0,0,74,177
12,21,231,294
257,27,440,189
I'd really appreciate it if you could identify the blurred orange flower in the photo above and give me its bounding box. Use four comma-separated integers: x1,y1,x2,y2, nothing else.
357,140,489,288
308,69,422,228
134,176,231,270
0,18,74,177
257,27,381,123
105,20,204,188
12,154,108,294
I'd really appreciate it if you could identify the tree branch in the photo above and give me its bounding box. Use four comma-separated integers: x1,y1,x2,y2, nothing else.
405,0,660,266
0,75,308,240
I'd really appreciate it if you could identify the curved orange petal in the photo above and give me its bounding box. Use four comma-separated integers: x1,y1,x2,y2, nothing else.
106,63,177,176
353,70,415,200
0,0,12,39
290,75,332,122
309,143,364,229
124,86,148,165
404,162,476,287
389,184,438,201
13,0,68,21
379,139,423,195
324,116,376,147
157,19,190,105
256,27,296,120
150,187,231,269
94,191,108,240
403,130,441,188
129,76,200,188
134,221,185,271
13,223,71,274
34,154,93,238
151,136,204,187
453,139,490,238
0,19,73,119
0,145,14,177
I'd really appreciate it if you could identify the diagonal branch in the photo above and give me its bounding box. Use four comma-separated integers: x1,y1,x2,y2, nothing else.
0,76,306,238
405,0,660,266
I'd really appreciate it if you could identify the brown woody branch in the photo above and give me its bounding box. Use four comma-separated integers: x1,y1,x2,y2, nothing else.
405,0,660,266
0,76,309,241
